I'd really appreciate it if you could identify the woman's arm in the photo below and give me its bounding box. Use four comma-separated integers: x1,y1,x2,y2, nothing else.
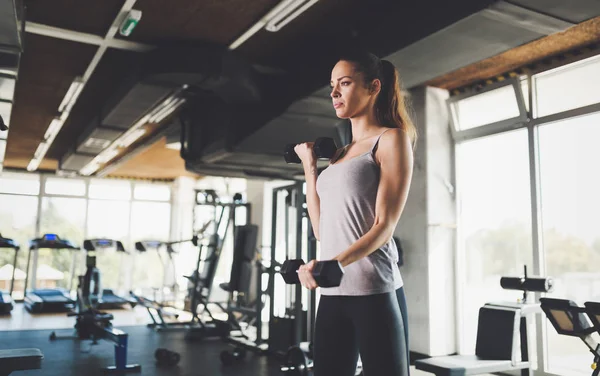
333,128,413,267
295,143,321,240
303,160,321,241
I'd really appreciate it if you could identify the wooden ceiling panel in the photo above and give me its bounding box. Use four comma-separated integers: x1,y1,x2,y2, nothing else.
108,137,198,180
24,0,124,35
118,0,280,45
425,16,600,90
47,48,145,160
3,33,97,170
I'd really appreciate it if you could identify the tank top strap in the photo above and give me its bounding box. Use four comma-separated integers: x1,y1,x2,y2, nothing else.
370,128,393,154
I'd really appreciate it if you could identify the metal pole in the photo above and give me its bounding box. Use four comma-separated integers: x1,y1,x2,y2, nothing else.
294,183,304,344
269,189,278,321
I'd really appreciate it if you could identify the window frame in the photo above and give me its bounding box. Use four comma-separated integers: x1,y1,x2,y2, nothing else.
452,53,600,376
447,77,528,142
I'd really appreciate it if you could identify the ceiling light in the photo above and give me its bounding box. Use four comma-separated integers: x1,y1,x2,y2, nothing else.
43,118,63,140
228,0,318,50
96,148,120,163
265,0,318,32
58,79,84,113
117,128,146,148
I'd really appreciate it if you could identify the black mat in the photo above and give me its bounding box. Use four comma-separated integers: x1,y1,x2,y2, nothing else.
0,325,281,375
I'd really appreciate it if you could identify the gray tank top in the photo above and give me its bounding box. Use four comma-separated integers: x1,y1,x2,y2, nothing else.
316,129,403,296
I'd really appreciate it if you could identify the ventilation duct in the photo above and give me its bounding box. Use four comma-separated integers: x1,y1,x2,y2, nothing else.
59,43,265,174
183,0,600,179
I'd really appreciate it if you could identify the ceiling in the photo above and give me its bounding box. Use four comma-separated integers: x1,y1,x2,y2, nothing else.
0,0,598,180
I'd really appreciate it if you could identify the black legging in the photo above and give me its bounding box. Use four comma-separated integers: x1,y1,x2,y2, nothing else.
313,287,410,376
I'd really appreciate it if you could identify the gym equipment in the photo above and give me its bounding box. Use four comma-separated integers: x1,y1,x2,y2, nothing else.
49,243,141,374
540,298,600,376
0,348,43,376
500,265,553,301
416,266,544,375
284,137,337,164
83,239,135,309
0,234,19,314
280,342,363,376
220,346,246,365
268,182,317,356
154,348,181,367
132,229,230,338
23,234,79,313
280,259,344,288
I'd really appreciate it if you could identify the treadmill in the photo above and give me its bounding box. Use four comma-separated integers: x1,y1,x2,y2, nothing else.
0,233,19,314
83,238,135,309
23,234,78,313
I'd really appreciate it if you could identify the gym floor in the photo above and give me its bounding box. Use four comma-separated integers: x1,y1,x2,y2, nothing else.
1,303,433,375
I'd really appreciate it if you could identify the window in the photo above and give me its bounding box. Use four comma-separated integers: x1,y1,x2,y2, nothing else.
0,172,39,195
86,200,131,291
0,194,38,299
456,129,533,353
450,83,522,131
535,55,600,118
130,201,171,297
45,178,86,196
38,197,86,291
538,111,600,375
134,183,170,201
88,179,131,200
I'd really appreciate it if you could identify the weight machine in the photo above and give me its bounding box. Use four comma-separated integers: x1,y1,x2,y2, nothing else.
49,238,141,374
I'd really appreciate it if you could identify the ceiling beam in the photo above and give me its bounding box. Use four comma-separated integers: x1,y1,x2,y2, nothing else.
25,21,154,52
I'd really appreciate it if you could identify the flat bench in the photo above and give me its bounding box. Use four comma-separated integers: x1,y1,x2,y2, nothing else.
415,355,529,376
0,348,43,376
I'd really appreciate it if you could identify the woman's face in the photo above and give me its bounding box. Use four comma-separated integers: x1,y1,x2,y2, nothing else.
330,60,379,119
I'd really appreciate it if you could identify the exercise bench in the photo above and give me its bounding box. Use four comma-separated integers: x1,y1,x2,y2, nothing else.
416,302,537,376
0,348,43,376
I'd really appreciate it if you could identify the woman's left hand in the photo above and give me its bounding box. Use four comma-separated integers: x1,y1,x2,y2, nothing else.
298,260,318,290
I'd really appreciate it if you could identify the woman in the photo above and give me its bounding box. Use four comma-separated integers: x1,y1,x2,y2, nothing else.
294,51,416,376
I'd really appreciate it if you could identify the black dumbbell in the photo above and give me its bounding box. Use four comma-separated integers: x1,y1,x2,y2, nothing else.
280,259,344,288
220,347,246,365
281,346,312,376
155,348,181,367
284,137,338,164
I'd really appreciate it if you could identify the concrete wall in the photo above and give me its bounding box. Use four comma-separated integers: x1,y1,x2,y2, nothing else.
394,86,456,356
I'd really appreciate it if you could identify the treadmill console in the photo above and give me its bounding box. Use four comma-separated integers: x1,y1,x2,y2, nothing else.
135,240,164,252
30,234,78,249
0,234,19,249
83,239,126,252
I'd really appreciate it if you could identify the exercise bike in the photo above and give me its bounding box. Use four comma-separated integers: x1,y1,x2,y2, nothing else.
49,239,141,374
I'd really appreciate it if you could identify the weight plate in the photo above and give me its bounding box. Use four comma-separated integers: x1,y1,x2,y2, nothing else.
284,346,310,376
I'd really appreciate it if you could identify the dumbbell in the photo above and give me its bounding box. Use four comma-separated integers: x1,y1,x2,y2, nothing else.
155,348,181,367
220,346,247,365
284,137,338,164
280,259,344,288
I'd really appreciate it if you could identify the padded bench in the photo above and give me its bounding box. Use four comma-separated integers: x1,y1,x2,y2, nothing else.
416,303,536,376
0,348,43,376
415,355,529,376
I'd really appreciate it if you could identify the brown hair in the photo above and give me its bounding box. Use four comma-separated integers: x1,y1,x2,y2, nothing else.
338,51,417,148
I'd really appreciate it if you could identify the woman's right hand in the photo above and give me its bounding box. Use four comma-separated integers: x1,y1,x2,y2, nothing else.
294,142,316,166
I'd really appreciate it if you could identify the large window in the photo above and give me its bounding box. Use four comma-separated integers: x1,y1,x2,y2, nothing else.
130,201,172,298
0,194,38,299
87,200,131,292
538,111,600,375
38,197,87,291
0,174,174,300
453,52,600,376
456,129,533,353
535,55,600,118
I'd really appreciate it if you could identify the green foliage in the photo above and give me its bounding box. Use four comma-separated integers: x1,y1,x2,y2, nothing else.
466,222,598,279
